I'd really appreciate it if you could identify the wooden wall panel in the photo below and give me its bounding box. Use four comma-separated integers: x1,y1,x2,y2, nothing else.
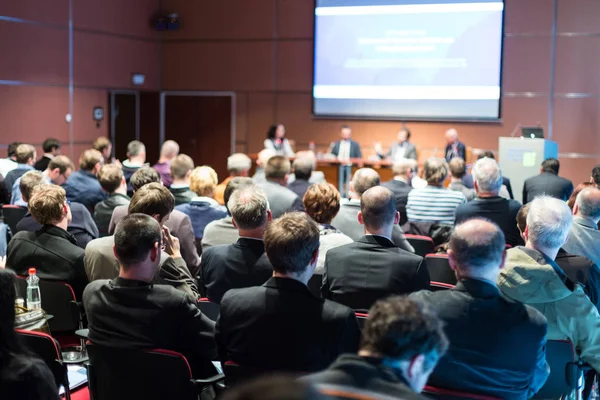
502,36,552,93
72,88,109,143
0,0,68,25
276,40,313,92
553,98,600,154
504,0,554,34
555,36,600,93
557,0,600,33
277,0,314,39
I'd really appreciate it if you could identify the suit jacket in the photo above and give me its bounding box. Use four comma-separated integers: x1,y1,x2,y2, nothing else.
303,354,426,400
322,235,429,310
84,235,199,301
93,193,130,237
331,199,414,253
258,181,303,218
287,179,311,200
34,155,52,172
444,141,466,162
564,217,600,268
380,142,417,161
381,179,412,225
83,277,217,378
16,202,99,249
200,238,273,304
170,186,196,206
109,205,201,276
175,197,228,240
4,165,34,198
63,170,107,211
411,279,549,399
331,140,362,159
523,171,574,203
7,225,88,300
463,174,514,199
216,277,361,372
201,217,239,253
556,248,600,313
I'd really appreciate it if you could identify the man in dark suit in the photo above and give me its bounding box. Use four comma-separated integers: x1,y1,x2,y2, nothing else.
34,138,61,172
4,144,36,196
216,212,361,373
523,158,574,203
63,149,107,211
257,156,303,218
304,296,449,399
323,186,429,310
443,128,466,162
200,185,273,304
455,157,524,247
94,164,130,237
83,213,218,378
330,125,362,159
287,153,314,199
410,219,549,399
462,151,514,199
382,159,414,225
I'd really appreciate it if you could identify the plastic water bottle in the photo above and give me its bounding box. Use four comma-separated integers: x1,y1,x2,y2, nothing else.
26,268,42,310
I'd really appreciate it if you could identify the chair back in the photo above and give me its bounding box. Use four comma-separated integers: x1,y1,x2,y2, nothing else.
316,383,391,400
425,254,457,285
423,385,502,400
2,204,27,234
533,339,580,398
86,342,197,400
430,282,455,292
198,298,220,321
355,312,368,330
405,234,435,257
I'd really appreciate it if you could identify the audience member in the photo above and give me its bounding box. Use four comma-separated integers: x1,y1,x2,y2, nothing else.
287,152,315,199
153,140,179,188
200,185,273,303
94,164,130,237
592,164,600,187
215,153,251,205
86,183,199,298
15,170,99,249
258,155,303,218
176,166,228,240
454,157,524,247
83,213,217,378
444,129,465,162
564,187,600,266
6,184,88,298
498,196,600,373
63,149,106,210
92,137,117,165
0,269,60,400
34,138,61,172
523,158,574,203
201,177,253,252
382,159,414,226
323,187,429,310
332,168,413,251
462,151,514,199
0,141,20,179
108,167,200,274
122,140,147,195
216,212,360,372
287,150,326,185
447,158,476,201
11,155,74,207
169,154,196,205
252,148,275,184
406,157,466,224
264,124,295,157
304,296,449,399
411,219,549,399
4,144,36,195
302,183,352,274
222,376,325,400
568,182,595,210
375,127,418,161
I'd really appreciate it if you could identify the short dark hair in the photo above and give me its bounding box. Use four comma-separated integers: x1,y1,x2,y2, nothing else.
360,186,396,230
42,138,61,153
98,164,124,193
130,166,160,191
7,142,21,158
114,213,162,267
264,212,320,274
224,177,254,213
592,164,600,186
449,218,505,271
516,203,531,233
477,150,495,160
542,158,560,174
266,124,282,140
128,182,174,220
47,155,74,174
399,127,411,140
265,156,290,180
361,296,448,370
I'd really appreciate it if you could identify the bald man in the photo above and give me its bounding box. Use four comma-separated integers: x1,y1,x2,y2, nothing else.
153,140,180,188
411,219,549,399
322,186,429,310
564,187,600,266
444,128,466,162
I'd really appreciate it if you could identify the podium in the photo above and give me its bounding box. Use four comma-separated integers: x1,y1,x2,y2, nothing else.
498,138,558,203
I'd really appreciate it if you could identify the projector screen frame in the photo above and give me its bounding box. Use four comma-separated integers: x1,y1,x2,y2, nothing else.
310,0,506,123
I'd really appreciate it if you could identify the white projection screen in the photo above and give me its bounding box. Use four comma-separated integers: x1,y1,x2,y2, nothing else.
312,0,505,121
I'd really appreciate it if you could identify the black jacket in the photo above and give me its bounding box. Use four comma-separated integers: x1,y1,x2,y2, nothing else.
83,277,217,378
34,156,52,172
200,238,273,304
410,279,549,399
322,235,429,310
444,141,466,162
170,186,197,206
287,179,311,200
303,354,426,400
7,225,88,299
523,171,574,203
216,277,361,372
556,248,600,313
331,140,362,159
0,354,59,400
381,179,412,225
93,193,130,237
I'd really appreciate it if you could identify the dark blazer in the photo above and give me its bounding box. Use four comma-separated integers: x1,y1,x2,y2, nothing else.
454,196,524,247
463,174,514,199
7,225,88,299
410,279,549,399
16,202,99,249
258,181,303,218
322,235,429,310
382,179,412,226
93,193,130,237
34,156,52,172
331,140,362,159
523,171,574,204
170,186,196,206
4,166,33,197
556,248,600,313
303,354,427,400
200,238,273,304
83,277,217,378
444,141,466,162
287,179,311,200
216,277,361,372
63,170,107,211
175,199,228,240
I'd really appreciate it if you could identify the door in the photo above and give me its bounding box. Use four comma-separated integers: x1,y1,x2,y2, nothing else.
109,92,137,162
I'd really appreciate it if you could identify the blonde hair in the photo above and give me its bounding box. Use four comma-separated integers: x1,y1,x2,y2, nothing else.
190,166,218,197
80,149,103,171
29,184,67,225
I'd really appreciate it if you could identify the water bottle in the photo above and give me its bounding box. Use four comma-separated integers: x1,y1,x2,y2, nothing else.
26,268,42,310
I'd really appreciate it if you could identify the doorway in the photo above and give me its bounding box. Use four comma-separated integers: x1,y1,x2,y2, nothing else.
109,91,138,162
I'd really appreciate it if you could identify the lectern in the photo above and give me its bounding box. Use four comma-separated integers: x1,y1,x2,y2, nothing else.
498,138,558,204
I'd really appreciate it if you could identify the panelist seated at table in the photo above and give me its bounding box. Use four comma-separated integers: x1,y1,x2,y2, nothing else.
263,124,295,157
330,125,362,160
374,127,417,161
444,128,466,162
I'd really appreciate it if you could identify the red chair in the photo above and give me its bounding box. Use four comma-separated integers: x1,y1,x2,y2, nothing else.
222,361,269,388
355,312,368,330
423,386,502,400
430,282,455,292
2,204,27,234
405,234,435,257
425,254,457,285
315,383,382,399
198,298,220,321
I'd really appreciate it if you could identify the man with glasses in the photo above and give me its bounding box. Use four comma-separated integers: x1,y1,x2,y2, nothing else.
11,155,74,206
